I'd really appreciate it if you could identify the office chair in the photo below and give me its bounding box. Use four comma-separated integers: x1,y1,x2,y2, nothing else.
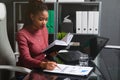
0,3,31,80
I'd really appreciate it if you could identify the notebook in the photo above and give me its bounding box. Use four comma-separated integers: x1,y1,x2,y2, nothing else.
43,64,93,77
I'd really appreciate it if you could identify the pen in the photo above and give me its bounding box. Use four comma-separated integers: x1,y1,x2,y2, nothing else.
56,65,62,70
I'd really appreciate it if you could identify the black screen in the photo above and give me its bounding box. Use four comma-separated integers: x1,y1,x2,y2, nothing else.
68,34,109,60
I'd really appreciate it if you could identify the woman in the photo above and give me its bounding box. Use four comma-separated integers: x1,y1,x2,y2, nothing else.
16,0,57,72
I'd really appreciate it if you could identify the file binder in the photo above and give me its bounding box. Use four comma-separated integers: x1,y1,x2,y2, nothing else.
81,11,88,34
93,11,99,34
76,11,82,33
76,11,88,34
88,11,94,34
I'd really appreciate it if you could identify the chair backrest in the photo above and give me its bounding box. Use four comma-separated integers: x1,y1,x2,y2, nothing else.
0,3,16,80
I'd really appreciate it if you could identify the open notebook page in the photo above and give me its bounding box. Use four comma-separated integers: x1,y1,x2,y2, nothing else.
61,33,73,45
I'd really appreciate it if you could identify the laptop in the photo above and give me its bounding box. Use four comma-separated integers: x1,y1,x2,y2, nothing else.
68,34,109,60
57,34,109,65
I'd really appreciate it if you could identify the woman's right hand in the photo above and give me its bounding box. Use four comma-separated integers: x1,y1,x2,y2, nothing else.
40,61,57,70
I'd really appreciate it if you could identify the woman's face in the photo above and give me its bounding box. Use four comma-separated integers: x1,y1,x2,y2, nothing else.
30,10,48,30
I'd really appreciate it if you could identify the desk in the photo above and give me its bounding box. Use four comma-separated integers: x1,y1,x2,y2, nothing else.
23,51,103,80
23,69,102,80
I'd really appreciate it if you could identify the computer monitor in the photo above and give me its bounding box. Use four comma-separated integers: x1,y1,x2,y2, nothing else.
68,34,109,60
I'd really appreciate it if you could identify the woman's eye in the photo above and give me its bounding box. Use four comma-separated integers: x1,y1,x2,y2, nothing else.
39,18,48,21
39,18,43,21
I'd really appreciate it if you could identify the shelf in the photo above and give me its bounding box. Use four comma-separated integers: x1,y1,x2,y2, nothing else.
13,1,102,51
58,1,102,35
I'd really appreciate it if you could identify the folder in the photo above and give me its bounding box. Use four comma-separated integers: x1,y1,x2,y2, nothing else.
88,11,94,34
81,11,88,34
76,11,82,33
93,11,99,34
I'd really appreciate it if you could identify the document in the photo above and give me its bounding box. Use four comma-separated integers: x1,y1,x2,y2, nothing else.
42,33,73,54
43,64,93,76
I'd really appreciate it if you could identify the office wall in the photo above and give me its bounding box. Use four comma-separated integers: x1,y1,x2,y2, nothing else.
97,0,120,80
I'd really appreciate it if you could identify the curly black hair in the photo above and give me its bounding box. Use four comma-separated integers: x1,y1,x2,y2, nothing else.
23,0,48,26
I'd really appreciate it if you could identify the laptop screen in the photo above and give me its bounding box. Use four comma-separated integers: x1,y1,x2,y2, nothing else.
68,34,109,60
